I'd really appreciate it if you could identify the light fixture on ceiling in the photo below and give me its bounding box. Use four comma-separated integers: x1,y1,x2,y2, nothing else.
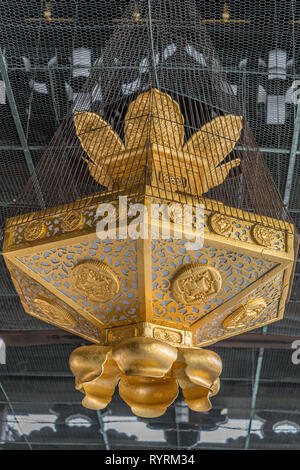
26,2,73,23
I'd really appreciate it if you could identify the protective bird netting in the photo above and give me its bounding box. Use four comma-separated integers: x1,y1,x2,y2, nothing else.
3,0,296,236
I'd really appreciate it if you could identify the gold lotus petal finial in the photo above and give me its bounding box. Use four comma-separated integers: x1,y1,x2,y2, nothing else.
179,348,222,388
119,375,178,418
69,344,222,416
174,351,221,412
112,337,178,378
80,357,121,410
69,345,111,390
124,88,185,150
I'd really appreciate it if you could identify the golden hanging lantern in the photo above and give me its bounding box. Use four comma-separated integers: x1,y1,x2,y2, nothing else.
3,87,296,418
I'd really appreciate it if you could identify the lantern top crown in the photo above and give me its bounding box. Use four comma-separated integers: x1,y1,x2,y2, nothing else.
5,0,294,235
73,88,243,197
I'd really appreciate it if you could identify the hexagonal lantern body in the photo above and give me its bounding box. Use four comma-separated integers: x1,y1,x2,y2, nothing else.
3,189,295,349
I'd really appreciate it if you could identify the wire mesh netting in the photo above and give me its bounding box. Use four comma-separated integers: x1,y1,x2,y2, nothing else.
0,0,299,450
3,0,296,236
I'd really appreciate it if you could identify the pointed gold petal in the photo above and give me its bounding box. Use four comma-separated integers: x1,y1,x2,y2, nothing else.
69,345,111,390
124,88,185,150
179,348,222,388
119,375,178,418
198,157,241,193
183,115,243,165
112,337,178,378
74,111,125,186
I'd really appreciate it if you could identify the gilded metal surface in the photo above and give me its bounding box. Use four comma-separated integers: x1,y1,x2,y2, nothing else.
61,210,83,232
159,171,187,190
252,224,276,247
6,262,103,343
171,263,222,306
173,349,222,412
74,111,125,188
183,114,242,166
124,88,185,150
4,192,288,252
180,378,220,413
152,238,277,327
69,341,222,417
3,191,293,342
119,375,178,418
222,298,267,330
74,89,243,195
98,322,193,348
70,260,119,303
81,359,121,410
34,297,76,329
69,348,120,410
153,327,182,345
195,271,284,346
2,84,296,417
112,337,178,378
23,220,46,241
5,200,289,334
69,345,110,388
107,325,137,345
179,348,222,388
14,237,139,327
209,213,232,236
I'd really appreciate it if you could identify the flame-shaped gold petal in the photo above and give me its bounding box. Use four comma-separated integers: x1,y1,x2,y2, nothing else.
81,358,121,410
124,88,185,151
183,115,243,166
119,375,178,418
69,345,111,390
197,157,241,194
74,111,125,186
112,337,178,378
178,348,222,388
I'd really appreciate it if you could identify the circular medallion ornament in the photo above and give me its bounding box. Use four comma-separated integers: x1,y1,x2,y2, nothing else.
171,263,222,306
61,210,83,232
252,224,276,247
23,220,46,241
209,213,232,236
222,298,267,331
70,260,119,303
34,297,76,329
